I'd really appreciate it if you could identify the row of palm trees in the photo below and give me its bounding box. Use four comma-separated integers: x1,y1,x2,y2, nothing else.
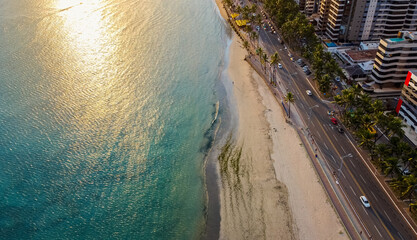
335,85,417,211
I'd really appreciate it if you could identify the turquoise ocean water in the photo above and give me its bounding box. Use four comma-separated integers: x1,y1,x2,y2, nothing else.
0,0,230,238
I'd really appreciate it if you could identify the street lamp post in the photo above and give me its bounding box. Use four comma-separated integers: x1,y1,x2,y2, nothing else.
338,153,353,175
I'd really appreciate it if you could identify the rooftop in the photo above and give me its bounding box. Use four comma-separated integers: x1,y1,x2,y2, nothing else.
345,49,377,61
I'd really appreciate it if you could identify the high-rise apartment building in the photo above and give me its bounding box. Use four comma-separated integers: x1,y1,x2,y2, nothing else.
371,31,417,92
396,71,417,136
317,0,353,41
298,0,320,15
318,0,417,42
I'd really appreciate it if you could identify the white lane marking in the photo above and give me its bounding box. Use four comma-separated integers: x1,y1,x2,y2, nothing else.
384,210,392,222
334,137,339,142
324,142,329,150
398,231,405,240
316,131,321,139
359,174,366,184
341,171,347,179
350,186,357,196
350,159,356,168
346,136,417,236
374,225,383,238
371,191,377,200
340,145,346,153
330,155,336,163
311,121,315,127
362,205,369,215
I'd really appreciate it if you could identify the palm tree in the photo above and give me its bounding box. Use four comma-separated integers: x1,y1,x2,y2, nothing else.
285,92,295,118
376,114,405,143
261,53,268,73
400,175,417,200
383,156,401,178
242,40,249,51
270,52,280,84
256,47,264,63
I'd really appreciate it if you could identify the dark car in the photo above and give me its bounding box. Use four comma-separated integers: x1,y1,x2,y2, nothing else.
338,127,344,133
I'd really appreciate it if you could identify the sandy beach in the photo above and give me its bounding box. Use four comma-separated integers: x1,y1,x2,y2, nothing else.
214,1,348,239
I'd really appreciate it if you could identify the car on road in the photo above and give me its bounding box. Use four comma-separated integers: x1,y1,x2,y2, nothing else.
290,57,294,62
338,127,344,133
360,196,371,208
305,70,311,75
306,90,312,96
256,26,260,31
331,118,338,125
335,76,340,82
284,46,287,50
288,53,293,57
278,63,282,69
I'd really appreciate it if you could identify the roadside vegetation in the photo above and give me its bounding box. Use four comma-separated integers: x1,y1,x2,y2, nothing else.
263,0,343,95
335,85,417,216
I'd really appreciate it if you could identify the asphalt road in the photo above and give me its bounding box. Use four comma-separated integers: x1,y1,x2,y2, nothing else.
252,9,417,240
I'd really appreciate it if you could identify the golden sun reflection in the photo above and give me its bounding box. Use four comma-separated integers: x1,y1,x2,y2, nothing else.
55,0,108,63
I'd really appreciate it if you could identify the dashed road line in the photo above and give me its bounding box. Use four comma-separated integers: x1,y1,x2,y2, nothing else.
398,231,404,240
341,171,346,179
324,142,329,150
362,205,369,215
330,155,336,163
359,174,366,184
371,191,377,200
340,145,346,153
384,210,392,222
350,186,357,196
350,159,356,168
375,225,383,238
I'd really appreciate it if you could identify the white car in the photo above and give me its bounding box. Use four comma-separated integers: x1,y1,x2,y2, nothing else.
360,196,370,208
306,90,312,96
278,63,282,69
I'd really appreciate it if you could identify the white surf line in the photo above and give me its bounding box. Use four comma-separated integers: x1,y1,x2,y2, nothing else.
350,159,356,168
330,155,336,163
374,225,383,238
359,174,366,184
350,186,357,196
384,210,392,222
371,191,377,200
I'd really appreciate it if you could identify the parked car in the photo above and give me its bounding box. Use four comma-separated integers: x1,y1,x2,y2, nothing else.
360,196,370,208
331,118,338,125
306,90,312,96
305,70,311,75
290,57,294,62
278,63,283,69
338,127,344,133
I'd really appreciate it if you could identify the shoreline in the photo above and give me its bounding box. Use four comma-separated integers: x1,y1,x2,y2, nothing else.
212,0,349,239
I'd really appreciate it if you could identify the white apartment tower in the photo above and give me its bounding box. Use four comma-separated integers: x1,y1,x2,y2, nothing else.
318,0,417,42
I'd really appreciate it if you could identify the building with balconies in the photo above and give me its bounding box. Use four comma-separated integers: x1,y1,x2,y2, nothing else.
346,0,417,42
317,0,417,42
370,31,417,96
396,70,417,144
